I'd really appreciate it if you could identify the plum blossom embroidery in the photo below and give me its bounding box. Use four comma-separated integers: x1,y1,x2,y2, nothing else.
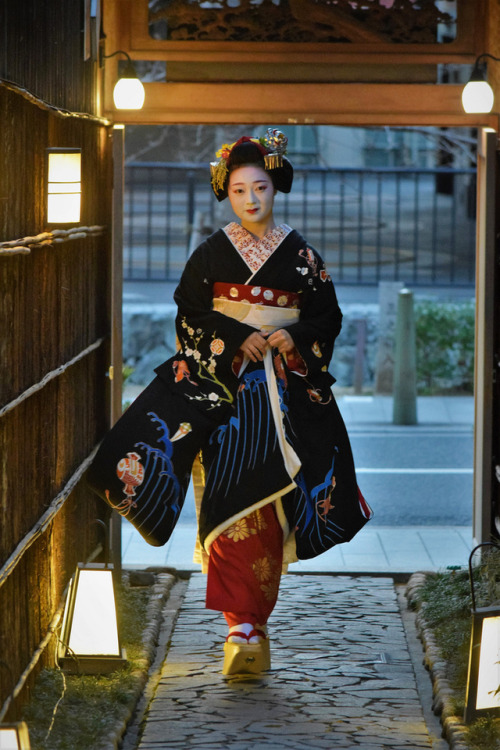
179,317,233,408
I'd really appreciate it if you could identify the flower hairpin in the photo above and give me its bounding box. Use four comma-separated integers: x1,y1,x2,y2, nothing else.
210,130,288,192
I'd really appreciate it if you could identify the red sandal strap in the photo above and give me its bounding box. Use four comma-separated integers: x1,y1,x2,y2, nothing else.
225,631,251,642
249,629,267,640
226,629,267,643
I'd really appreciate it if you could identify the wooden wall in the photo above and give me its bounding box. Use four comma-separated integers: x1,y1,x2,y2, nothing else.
0,0,113,718
0,0,99,113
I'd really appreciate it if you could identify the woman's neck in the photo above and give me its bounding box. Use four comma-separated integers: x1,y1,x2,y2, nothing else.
240,217,277,240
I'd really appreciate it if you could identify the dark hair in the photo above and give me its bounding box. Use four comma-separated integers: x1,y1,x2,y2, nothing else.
212,140,293,202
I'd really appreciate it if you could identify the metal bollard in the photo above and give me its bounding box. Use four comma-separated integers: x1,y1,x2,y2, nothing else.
393,288,417,425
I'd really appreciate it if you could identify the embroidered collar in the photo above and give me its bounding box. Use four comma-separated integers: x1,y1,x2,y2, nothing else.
223,223,292,274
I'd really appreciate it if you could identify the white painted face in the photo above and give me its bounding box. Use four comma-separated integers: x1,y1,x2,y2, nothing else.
227,165,276,234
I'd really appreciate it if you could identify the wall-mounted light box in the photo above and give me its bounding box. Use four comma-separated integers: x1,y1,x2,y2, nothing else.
46,148,82,224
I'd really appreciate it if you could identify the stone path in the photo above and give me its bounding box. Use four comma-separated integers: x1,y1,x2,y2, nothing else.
135,574,436,750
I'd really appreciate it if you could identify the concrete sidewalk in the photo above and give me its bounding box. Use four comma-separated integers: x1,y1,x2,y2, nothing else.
122,521,472,576
333,393,473,428
122,574,448,750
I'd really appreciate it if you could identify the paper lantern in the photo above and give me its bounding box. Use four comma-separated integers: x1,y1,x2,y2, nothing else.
58,563,127,674
0,722,31,750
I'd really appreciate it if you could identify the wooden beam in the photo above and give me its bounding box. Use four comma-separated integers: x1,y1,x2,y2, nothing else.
123,0,482,63
106,82,499,129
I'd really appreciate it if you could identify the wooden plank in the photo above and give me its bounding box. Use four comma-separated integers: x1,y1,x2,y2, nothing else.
104,81,499,129
119,46,480,66
155,61,438,84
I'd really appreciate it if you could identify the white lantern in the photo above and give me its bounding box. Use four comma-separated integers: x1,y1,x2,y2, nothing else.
461,54,499,114
113,73,145,110
58,563,127,674
462,80,494,114
0,722,31,750
47,148,81,224
465,607,500,721
101,49,145,110
464,542,500,722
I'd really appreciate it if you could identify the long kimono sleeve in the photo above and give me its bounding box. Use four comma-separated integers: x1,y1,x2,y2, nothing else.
155,239,255,415
285,247,342,381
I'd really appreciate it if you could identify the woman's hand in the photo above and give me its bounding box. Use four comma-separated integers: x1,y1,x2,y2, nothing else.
267,328,295,355
240,331,269,362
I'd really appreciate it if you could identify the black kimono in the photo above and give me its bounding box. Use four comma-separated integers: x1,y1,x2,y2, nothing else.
87,223,372,561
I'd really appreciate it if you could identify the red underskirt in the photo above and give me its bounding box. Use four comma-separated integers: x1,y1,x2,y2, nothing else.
206,503,283,626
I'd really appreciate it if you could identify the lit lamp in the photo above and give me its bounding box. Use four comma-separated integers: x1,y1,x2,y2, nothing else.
0,722,31,749
46,148,82,224
464,543,500,722
101,50,145,110
58,563,127,674
462,53,500,114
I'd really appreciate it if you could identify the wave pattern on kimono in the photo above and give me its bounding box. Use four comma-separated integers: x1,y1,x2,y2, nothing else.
86,223,372,557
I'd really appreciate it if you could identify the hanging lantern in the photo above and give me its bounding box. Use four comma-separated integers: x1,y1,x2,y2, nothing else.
464,543,500,722
112,67,145,110
58,563,127,674
0,722,31,750
46,148,82,224
101,49,145,110
461,53,499,114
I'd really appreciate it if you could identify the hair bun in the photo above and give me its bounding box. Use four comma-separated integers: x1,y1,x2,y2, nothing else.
210,132,293,202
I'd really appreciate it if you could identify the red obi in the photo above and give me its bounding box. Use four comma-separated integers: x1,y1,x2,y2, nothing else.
213,282,302,309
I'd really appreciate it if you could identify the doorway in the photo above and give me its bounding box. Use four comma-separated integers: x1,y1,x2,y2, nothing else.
117,123,491,574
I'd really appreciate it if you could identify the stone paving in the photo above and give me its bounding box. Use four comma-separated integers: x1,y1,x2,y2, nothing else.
134,574,436,750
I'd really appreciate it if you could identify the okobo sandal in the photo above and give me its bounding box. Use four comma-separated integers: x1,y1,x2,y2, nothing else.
222,626,271,675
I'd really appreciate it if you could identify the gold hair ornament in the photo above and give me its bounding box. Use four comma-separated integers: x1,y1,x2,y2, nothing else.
262,128,288,169
210,131,288,192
